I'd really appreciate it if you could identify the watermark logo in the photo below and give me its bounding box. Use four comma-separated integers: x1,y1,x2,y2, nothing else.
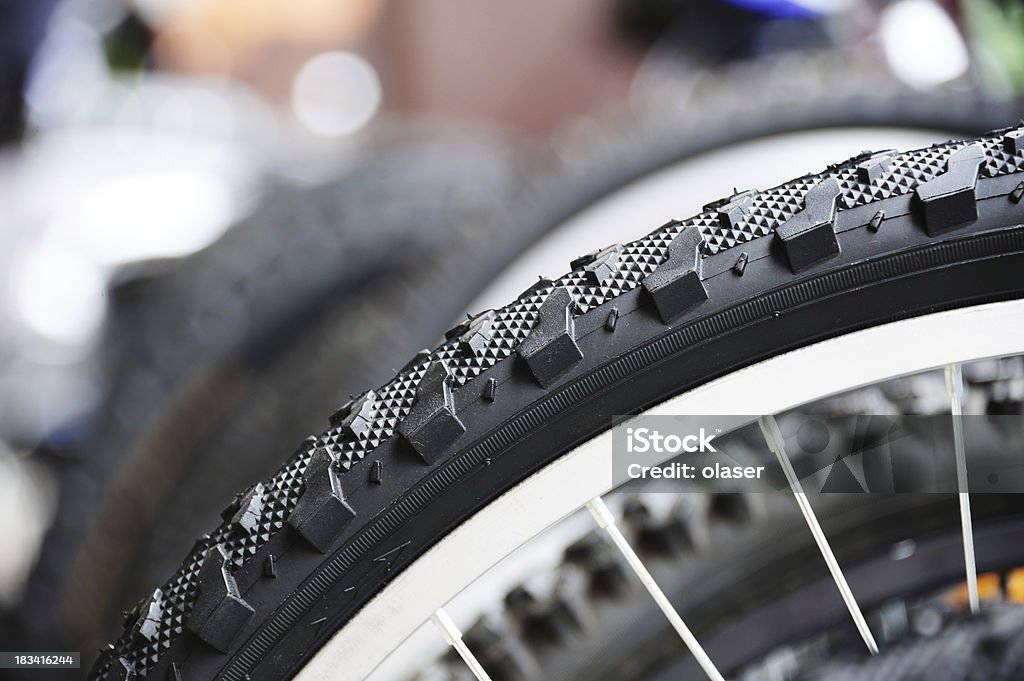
611,414,1024,494
625,427,718,453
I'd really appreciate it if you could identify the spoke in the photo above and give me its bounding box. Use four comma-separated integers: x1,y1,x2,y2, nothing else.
431,608,494,681
587,497,728,681
945,363,980,614
758,416,880,655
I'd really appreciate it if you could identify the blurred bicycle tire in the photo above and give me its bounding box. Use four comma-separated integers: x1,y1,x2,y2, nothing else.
14,59,1024,666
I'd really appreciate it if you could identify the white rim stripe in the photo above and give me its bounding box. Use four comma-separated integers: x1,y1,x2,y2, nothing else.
297,301,1024,681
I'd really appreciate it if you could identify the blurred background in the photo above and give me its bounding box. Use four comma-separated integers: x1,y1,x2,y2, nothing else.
1,0,1024,670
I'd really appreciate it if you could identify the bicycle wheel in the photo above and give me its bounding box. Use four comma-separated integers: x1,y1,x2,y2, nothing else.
91,125,1024,681
392,375,1024,681
24,83,1015,665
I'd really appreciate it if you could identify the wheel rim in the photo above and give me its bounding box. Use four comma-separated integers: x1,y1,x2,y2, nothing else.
298,299,1024,681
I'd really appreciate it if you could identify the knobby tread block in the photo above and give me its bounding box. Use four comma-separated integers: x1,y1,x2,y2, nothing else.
287,447,356,552
90,125,1024,681
914,143,985,235
446,311,497,357
571,245,624,286
710,190,756,230
776,177,842,273
517,287,584,387
397,360,465,462
327,391,376,438
856,150,896,184
131,589,163,642
1004,130,1024,156
229,483,265,535
641,226,708,323
329,390,376,439
185,545,255,652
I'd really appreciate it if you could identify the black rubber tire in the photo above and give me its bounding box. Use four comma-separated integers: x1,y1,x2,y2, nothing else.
18,126,532,659
88,124,1024,681
24,81,1022,667
421,412,1024,681
796,605,1024,681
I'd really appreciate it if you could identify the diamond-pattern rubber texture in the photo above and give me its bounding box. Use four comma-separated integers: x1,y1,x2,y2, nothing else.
91,127,1024,680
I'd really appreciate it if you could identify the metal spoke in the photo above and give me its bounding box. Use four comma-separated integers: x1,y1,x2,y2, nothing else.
587,497,728,681
431,608,494,681
945,363,980,614
758,416,880,654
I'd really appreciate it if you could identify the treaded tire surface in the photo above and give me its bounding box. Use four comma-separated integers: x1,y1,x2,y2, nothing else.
91,126,1024,681
20,127,530,660
28,80,1019,664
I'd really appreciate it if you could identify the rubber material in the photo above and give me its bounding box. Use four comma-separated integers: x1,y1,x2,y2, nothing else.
25,75,1024,662
800,606,1024,681
90,126,1024,681
413,374,1024,681
18,128,529,659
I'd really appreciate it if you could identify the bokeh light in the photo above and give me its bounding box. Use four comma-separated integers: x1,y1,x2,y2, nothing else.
291,51,381,137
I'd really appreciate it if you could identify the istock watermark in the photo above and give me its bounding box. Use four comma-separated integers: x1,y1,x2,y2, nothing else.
622,423,767,481
624,427,718,454
611,414,1024,494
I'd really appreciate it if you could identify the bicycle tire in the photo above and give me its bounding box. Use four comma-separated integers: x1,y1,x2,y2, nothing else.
19,125,531,658
795,605,1024,681
27,79,1017,662
91,126,1024,681
413,413,1024,681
